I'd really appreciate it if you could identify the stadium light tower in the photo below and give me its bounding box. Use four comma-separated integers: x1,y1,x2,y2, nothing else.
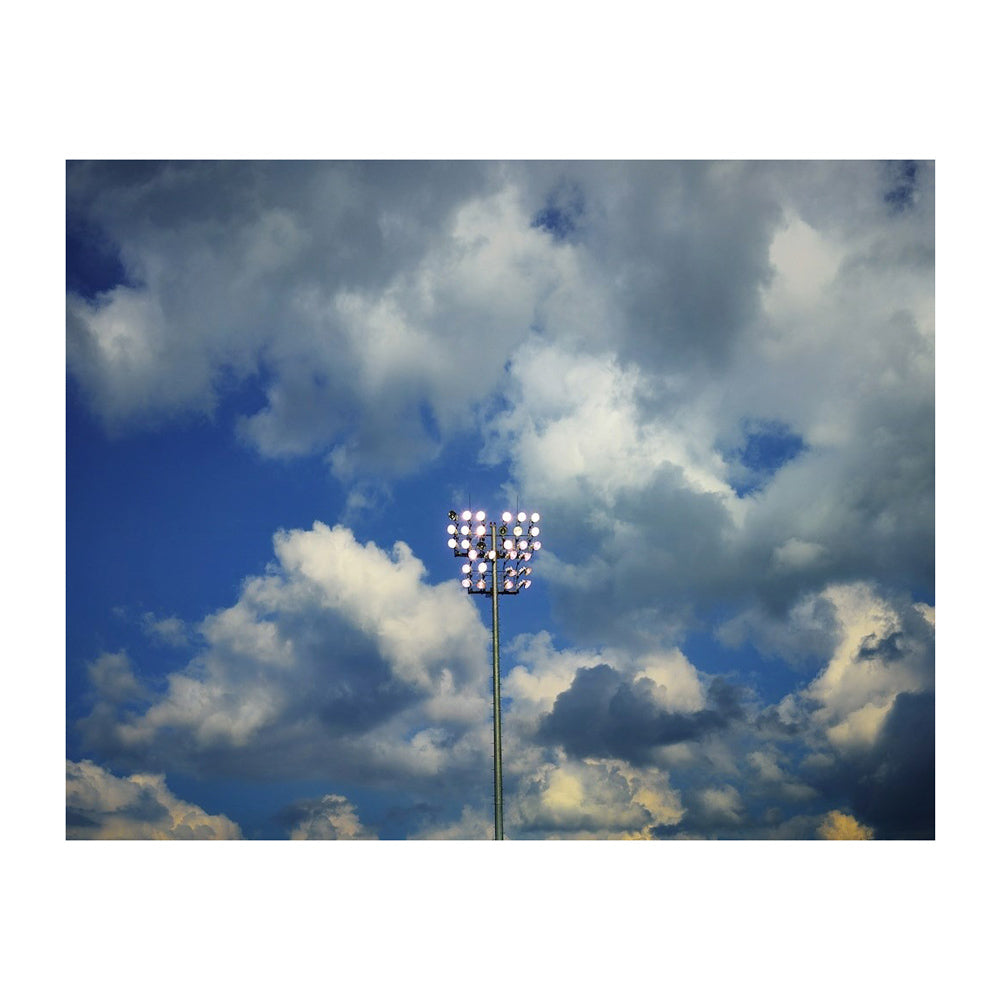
446,507,542,840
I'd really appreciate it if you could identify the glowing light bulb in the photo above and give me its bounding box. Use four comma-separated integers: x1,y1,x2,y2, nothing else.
502,512,512,523
530,526,539,536
531,512,540,523
462,564,471,574
517,512,526,523
448,539,457,548
532,541,541,550
462,578,471,588
462,510,472,521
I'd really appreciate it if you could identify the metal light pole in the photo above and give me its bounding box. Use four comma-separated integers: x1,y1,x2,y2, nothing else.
447,507,542,840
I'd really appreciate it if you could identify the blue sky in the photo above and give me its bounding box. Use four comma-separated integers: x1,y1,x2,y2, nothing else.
65,160,935,841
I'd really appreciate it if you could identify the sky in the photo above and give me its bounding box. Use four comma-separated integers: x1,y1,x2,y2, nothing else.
65,159,935,842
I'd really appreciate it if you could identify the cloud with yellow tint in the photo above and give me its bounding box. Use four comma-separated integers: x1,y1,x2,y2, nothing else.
784,581,934,753
818,810,875,840
511,756,683,839
66,760,241,839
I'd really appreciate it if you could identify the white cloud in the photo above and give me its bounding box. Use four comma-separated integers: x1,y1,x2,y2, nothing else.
635,650,706,713
141,613,189,647
287,794,376,840
87,651,144,703
410,805,495,841
490,339,734,508
771,538,827,572
271,523,486,693
80,522,493,789
693,784,744,827
762,213,844,317
66,760,242,839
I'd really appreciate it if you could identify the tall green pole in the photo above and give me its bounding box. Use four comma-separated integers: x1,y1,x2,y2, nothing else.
490,522,503,840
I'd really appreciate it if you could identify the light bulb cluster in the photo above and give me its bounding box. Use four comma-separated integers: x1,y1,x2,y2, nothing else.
447,508,541,595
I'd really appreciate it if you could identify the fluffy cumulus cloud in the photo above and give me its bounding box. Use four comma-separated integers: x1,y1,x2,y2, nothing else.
79,523,493,794
66,760,242,839
67,161,934,839
282,794,377,840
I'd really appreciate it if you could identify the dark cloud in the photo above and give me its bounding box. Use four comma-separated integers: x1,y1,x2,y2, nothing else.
858,630,907,660
808,691,935,839
883,160,920,214
852,691,935,838
585,161,783,369
537,663,744,764
541,463,740,643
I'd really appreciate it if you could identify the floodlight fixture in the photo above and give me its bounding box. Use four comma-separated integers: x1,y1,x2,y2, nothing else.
445,505,542,840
